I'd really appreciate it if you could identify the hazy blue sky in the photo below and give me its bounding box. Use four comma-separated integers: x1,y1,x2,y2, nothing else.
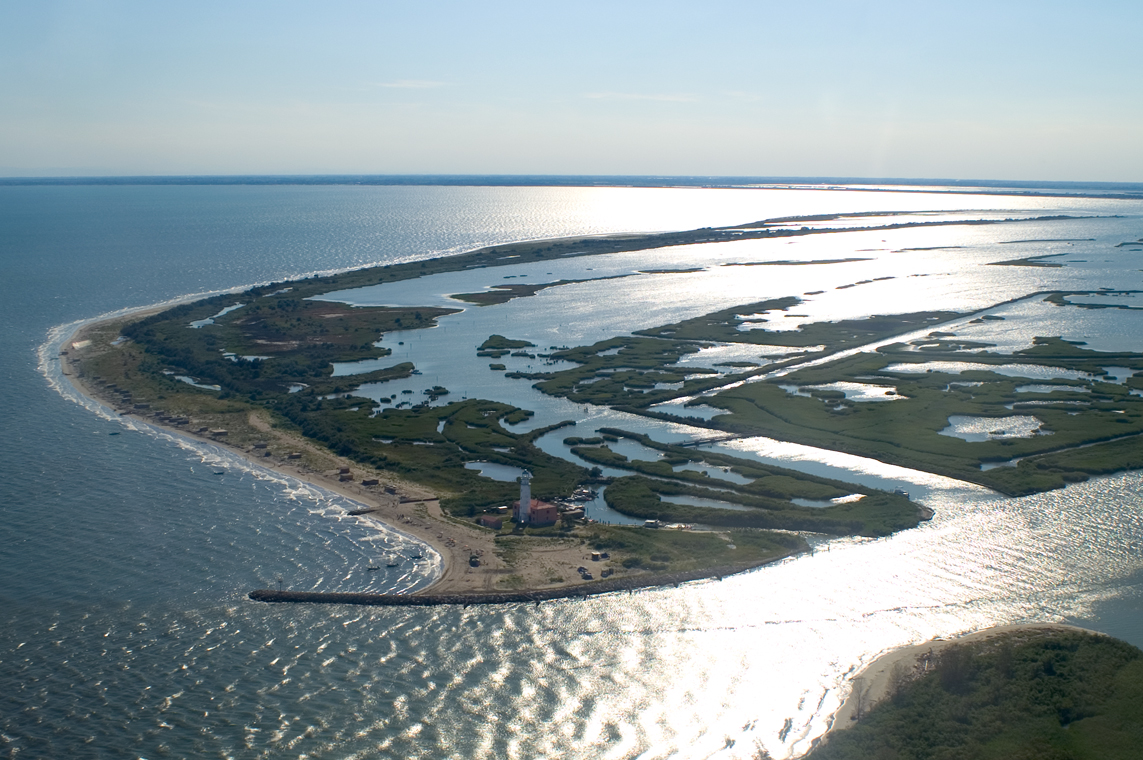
2,1,1140,180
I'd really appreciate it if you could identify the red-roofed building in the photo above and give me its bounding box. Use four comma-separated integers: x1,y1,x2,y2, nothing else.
511,470,559,526
511,498,560,526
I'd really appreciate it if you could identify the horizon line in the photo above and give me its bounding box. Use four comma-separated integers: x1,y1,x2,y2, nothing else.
1,174,1142,197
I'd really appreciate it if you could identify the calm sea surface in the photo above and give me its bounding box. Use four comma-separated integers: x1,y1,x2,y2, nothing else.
3,184,1143,759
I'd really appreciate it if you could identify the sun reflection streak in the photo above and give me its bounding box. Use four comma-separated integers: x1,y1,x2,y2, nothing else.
410,469,1143,760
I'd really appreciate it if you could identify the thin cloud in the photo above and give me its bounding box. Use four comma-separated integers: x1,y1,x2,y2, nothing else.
374,80,448,89
583,92,697,103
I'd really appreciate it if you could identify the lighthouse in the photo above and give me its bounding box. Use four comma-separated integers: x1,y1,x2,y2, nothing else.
514,470,532,524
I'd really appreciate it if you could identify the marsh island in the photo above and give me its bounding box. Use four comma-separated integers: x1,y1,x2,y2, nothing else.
60,211,1143,599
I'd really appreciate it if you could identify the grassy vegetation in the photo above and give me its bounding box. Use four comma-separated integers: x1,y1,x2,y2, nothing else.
119,293,456,399
574,429,921,536
514,335,725,408
73,217,1111,592
583,524,806,574
78,311,822,585
451,275,629,305
809,630,1143,760
477,334,535,358
704,336,1143,495
276,397,590,516
78,318,589,515
603,476,916,535
493,287,1143,495
633,300,962,349
512,301,969,415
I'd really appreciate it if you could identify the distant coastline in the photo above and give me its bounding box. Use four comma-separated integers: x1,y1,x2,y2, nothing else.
4,174,1143,199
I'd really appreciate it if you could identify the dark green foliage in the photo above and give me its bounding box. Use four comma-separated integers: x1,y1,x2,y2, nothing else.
603,476,914,536
634,300,961,350
477,334,535,357
452,275,630,306
810,631,1143,760
703,336,1143,496
516,336,730,408
88,218,1105,588
120,294,456,398
518,302,972,425
583,524,806,574
580,428,920,535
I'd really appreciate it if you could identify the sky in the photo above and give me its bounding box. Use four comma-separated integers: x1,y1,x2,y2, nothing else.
1,0,1141,181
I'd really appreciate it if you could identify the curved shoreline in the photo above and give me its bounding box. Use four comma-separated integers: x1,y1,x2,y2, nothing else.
53,312,476,592
55,309,803,600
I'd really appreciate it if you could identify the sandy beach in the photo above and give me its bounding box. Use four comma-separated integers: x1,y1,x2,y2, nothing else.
57,314,616,596
827,622,1099,734
59,312,788,599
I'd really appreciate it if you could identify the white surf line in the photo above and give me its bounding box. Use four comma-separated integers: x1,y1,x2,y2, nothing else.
39,306,443,592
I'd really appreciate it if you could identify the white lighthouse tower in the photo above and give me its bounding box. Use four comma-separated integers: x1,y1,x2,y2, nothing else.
514,470,533,524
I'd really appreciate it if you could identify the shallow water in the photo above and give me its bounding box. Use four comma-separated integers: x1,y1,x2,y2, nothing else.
939,414,1048,442
4,184,1143,759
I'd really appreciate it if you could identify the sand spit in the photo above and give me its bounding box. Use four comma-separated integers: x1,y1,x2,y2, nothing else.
58,313,797,602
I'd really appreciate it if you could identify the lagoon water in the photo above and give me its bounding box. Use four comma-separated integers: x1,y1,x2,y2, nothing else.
4,182,1143,759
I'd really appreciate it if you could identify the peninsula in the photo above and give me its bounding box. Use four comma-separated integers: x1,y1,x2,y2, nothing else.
59,212,1142,601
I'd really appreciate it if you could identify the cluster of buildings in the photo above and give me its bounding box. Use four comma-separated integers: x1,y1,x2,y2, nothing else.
476,470,591,529
512,471,560,525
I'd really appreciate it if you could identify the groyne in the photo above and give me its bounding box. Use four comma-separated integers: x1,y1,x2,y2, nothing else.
249,558,782,608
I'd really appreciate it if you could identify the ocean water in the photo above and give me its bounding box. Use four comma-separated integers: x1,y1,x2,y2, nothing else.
3,183,1143,759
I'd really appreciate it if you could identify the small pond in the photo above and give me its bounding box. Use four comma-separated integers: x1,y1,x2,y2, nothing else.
672,462,754,485
791,494,865,508
659,494,751,512
939,415,1049,442
779,382,903,402
172,374,221,391
189,303,244,328
464,462,528,482
646,400,725,420
885,362,1093,382
1015,384,1090,394
1101,367,1138,384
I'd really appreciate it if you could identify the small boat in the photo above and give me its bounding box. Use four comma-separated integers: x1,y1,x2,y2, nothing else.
387,558,399,567
366,566,380,572
213,470,226,475
108,431,120,436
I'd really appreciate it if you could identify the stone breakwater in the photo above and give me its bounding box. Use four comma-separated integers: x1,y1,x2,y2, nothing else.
249,558,785,607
